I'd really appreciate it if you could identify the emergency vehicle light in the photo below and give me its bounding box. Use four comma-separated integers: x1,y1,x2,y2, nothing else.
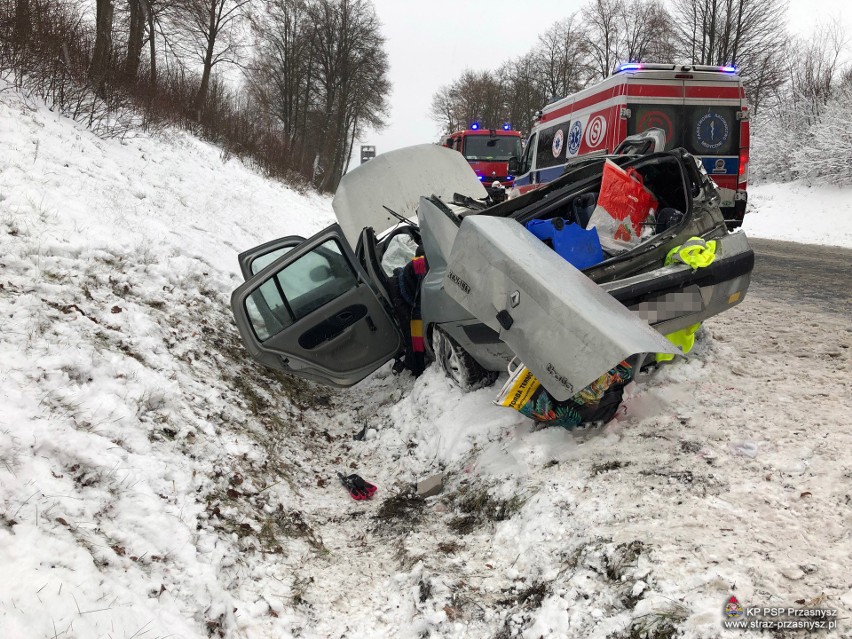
471,122,480,130
719,65,737,74
502,123,511,130
617,63,643,72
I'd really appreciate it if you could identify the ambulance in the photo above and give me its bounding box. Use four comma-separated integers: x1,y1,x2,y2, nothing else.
510,63,750,227
442,124,523,188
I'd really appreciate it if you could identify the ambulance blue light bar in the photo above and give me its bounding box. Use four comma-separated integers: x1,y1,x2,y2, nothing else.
502,123,511,130
614,63,679,75
692,64,740,74
470,122,480,130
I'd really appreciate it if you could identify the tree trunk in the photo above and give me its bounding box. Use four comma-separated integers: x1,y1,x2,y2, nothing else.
146,1,156,87
125,0,145,81
194,0,218,119
13,0,32,48
90,0,115,95
194,45,215,118
342,113,358,175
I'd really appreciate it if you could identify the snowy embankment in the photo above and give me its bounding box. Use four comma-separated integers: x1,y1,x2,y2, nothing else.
745,182,852,248
0,86,335,637
2,83,851,639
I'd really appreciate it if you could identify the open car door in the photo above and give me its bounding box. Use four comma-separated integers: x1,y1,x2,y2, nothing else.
442,216,680,400
231,225,404,388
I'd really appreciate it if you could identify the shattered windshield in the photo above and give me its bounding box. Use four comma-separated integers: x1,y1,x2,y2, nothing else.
463,135,522,162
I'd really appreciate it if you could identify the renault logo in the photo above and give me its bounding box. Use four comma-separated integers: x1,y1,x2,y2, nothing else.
510,290,520,308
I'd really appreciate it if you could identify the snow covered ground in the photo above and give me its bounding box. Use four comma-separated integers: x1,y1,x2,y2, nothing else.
745,182,852,248
1,83,851,639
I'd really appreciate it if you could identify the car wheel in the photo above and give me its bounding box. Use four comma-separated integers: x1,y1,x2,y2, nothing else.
431,326,498,391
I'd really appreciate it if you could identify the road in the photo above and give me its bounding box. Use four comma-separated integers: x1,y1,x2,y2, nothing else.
749,237,851,314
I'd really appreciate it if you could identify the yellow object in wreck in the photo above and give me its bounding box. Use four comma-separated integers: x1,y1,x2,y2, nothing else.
656,323,702,363
665,237,717,269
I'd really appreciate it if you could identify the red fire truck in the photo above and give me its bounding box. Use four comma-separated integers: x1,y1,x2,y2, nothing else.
511,63,750,227
442,124,523,188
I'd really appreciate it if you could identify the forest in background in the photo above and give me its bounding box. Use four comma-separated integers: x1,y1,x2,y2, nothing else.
0,0,389,192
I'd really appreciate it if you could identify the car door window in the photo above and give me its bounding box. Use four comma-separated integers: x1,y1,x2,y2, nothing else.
251,246,294,275
245,239,357,341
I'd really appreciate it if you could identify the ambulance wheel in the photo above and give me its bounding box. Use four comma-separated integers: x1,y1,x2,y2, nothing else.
431,327,498,391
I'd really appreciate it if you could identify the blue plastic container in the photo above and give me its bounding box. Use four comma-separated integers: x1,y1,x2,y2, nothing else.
525,218,605,270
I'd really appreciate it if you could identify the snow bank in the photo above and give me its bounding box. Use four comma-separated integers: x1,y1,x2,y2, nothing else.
744,182,852,248
0,84,334,638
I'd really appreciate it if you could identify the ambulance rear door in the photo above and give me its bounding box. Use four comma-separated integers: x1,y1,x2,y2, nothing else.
625,70,745,212
681,72,746,212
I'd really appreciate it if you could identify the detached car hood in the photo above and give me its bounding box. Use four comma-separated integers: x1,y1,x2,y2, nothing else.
332,144,487,247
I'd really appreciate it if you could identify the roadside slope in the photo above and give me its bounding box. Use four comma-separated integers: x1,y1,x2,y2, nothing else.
0,85,337,637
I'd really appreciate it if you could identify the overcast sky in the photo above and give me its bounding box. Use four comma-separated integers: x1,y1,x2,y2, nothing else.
354,0,851,157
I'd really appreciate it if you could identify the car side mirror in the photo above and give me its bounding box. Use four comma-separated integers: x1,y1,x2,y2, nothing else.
508,157,520,174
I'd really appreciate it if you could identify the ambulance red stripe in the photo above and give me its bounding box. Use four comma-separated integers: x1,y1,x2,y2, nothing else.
627,84,683,98
685,85,744,99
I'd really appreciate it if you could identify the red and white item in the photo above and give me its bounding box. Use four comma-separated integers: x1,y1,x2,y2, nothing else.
587,159,658,250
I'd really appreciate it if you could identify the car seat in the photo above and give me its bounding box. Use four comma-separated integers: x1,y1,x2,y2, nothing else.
572,193,597,228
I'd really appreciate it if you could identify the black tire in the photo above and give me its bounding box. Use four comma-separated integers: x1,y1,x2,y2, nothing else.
431,326,498,391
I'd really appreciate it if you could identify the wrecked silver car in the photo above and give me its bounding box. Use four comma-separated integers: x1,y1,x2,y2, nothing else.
230,144,753,415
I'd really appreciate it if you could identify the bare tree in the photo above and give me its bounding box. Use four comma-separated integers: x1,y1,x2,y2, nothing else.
785,20,849,123
306,0,389,191
173,0,252,116
671,0,789,112
247,0,314,171
619,0,677,63
583,0,625,78
429,83,463,134
125,0,145,79
429,69,508,135
13,0,32,47
500,53,548,134
534,14,589,102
